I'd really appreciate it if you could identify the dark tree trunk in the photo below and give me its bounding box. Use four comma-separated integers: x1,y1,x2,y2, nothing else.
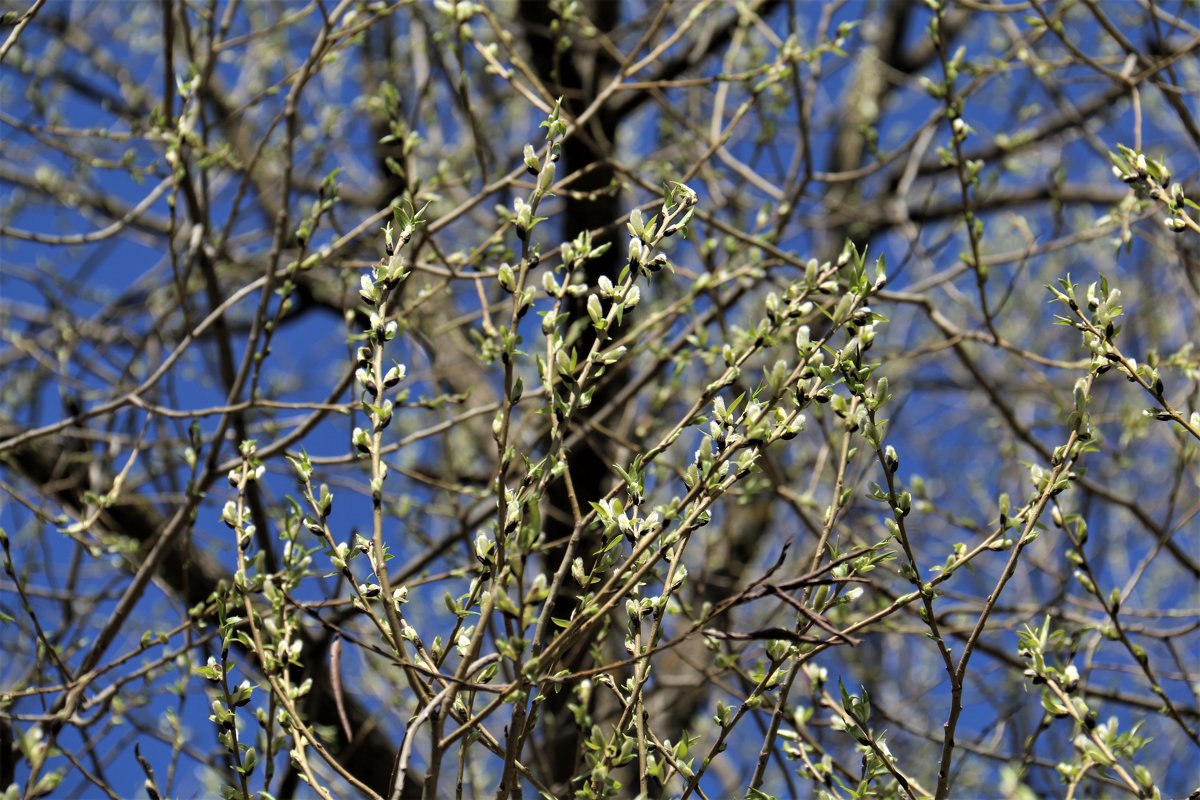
519,1,624,793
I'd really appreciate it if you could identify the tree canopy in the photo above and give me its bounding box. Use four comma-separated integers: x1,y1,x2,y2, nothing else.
1,1,1198,798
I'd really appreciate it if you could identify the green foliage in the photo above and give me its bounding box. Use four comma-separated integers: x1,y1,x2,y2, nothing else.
0,2,1197,800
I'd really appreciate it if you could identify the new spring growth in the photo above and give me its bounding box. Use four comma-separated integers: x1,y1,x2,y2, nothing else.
536,159,556,198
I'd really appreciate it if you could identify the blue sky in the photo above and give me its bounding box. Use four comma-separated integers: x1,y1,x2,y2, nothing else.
2,0,1199,797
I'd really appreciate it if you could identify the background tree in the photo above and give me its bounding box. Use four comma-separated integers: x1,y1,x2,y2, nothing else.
1,1,1198,798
